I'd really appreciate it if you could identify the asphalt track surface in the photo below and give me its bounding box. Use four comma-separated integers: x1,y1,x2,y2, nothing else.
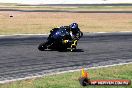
1,4,132,13
0,33,132,81
1,9,132,13
18,4,132,6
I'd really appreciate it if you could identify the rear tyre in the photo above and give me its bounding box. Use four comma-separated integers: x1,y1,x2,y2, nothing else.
38,42,47,51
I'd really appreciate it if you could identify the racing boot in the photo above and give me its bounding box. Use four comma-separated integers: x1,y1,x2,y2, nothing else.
70,39,78,52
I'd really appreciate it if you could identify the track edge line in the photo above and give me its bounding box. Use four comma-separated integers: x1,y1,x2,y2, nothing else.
0,62,132,84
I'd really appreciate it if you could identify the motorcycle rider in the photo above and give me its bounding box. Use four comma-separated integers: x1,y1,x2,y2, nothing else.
47,23,83,49
69,23,83,40
50,23,83,40
68,23,83,48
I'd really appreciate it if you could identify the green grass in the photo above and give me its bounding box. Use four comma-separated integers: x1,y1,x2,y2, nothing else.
0,64,132,88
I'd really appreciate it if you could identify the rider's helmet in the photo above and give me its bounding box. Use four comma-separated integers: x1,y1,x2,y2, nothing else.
70,23,79,34
70,23,78,29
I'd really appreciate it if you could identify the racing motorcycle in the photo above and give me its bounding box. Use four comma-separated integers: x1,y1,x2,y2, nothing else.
38,27,83,52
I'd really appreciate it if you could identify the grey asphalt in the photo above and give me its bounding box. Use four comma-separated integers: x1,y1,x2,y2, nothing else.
2,4,132,13
17,3,132,6
0,33,132,81
1,9,132,13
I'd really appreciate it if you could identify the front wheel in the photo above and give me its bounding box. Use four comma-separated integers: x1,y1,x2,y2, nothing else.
38,42,47,51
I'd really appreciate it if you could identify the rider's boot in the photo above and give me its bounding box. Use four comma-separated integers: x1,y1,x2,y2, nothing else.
70,39,78,51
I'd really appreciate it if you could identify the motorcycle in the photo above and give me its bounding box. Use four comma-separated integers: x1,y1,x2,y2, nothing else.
38,27,83,52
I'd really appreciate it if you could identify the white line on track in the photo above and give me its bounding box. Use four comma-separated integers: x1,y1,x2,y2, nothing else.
0,62,132,84
0,34,49,37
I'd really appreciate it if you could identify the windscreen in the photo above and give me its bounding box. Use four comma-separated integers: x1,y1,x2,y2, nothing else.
52,28,70,39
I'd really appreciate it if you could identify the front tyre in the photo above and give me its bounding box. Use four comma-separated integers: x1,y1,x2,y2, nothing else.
38,42,47,51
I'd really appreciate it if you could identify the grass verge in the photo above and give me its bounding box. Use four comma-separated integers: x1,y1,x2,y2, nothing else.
0,64,132,88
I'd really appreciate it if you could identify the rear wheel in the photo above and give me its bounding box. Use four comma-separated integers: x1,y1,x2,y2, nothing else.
38,42,47,51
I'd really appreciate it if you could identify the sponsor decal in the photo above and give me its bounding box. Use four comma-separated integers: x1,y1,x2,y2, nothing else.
79,68,131,86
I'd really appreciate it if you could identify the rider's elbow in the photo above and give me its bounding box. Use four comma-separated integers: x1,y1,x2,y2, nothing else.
80,31,83,38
